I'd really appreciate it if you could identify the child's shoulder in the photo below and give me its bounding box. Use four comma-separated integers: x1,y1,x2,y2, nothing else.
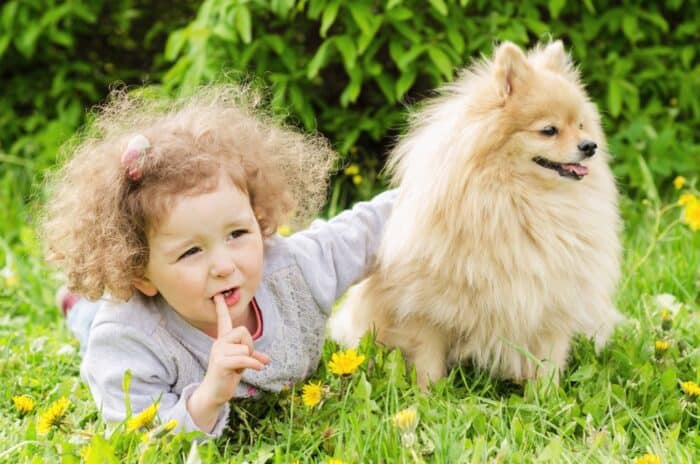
90,293,164,337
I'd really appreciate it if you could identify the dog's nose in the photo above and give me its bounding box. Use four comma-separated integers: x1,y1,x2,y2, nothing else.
577,140,597,157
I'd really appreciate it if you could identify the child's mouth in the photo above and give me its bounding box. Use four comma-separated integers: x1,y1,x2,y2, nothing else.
217,287,241,306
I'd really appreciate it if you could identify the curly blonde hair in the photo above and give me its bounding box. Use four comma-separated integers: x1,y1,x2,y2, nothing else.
41,84,336,301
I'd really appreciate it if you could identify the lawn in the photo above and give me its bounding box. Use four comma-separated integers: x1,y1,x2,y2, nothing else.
1,178,699,463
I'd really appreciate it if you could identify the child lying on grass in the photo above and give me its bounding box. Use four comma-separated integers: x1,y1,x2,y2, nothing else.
42,84,394,437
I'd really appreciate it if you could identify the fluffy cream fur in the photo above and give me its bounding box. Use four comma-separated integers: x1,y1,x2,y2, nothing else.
329,41,623,388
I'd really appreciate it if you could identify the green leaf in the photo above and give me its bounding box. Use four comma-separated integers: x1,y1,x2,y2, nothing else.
349,4,372,36
374,74,396,103
548,0,566,19
1,1,18,31
387,6,412,21
235,5,252,44
395,67,417,100
428,0,448,16
446,25,465,54
582,0,595,13
307,39,334,79
14,23,41,58
340,67,363,107
320,0,340,37
622,15,640,43
636,154,659,205
335,35,357,72
607,79,622,118
0,34,9,57
164,29,186,61
428,46,453,80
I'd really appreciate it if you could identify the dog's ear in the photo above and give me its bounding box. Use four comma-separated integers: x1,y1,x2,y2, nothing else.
539,40,571,74
493,41,531,100
531,40,580,82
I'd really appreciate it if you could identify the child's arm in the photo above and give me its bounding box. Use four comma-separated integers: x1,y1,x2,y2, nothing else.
286,189,397,312
83,320,230,437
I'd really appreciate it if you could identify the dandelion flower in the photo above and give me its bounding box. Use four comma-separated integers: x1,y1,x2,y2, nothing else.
660,309,673,330
277,224,292,237
328,349,365,376
633,453,660,464
654,340,669,353
654,294,682,315
673,176,686,190
682,200,700,231
12,395,35,414
37,397,71,434
301,381,323,407
681,381,700,398
678,193,697,206
352,175,363,185
392,407,418,432
126,403,159,432
344,164,360,176
326,459,345,464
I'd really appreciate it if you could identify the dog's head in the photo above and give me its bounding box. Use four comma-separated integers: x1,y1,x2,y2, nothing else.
483,41,606,183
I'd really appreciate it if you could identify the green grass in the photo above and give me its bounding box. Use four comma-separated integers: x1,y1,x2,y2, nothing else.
1,174,699,463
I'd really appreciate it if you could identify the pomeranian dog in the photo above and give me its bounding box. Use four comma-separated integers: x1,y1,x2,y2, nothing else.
330,40,623,389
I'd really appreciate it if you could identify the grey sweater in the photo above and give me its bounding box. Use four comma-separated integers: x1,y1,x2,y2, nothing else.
81,190,395,437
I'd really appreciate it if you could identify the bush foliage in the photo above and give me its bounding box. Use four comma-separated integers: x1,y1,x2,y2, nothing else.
2,0,699,213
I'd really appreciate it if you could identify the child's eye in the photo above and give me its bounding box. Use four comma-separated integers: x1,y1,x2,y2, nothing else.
228,229,247,240
178,247,200,260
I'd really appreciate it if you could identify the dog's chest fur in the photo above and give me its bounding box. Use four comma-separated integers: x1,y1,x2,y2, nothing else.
384,174,620,348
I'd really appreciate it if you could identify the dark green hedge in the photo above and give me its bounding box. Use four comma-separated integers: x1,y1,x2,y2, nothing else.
2,0,699,211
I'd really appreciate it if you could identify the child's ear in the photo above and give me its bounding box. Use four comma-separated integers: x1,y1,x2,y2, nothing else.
133,277,158,297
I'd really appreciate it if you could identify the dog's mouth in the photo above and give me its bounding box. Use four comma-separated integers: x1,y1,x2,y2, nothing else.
532,156,589,180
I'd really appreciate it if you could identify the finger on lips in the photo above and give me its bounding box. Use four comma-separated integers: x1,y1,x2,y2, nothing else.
214,294,233,337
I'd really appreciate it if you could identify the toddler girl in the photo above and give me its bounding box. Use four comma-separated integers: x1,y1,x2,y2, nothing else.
41,85,394,437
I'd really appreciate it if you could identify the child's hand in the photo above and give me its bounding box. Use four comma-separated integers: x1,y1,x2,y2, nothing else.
204,294,270,404
188,295,270,431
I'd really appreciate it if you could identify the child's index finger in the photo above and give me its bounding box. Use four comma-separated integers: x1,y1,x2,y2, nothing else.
213,294,233,338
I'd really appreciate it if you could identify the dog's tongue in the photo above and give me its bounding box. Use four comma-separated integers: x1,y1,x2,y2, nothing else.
562,163,589,177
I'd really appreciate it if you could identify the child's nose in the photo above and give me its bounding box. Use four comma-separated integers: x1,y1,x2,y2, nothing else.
210,252,237,277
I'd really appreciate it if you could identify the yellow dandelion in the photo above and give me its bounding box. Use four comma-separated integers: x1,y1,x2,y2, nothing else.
301,381,323,407
678,193,697,206
654,340,669,354
277,224,292,237
326,459,345,464
162,419,178,433
681,381,700,398
392,407,418,432
352,174,363,185
37,397,71,434
126,403,159,432
12,395,35,414
344,164,360,176
673,176,686,190
633,453,660,464
660,308,673,330
682,200,700,231
328,349,365,376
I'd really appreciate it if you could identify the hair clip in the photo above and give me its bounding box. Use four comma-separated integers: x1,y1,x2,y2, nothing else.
121,134,151,181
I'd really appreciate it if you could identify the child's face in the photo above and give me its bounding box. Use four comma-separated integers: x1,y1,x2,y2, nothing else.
133,173,264,337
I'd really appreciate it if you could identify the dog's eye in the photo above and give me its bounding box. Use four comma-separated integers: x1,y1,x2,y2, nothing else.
540,126,558,136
